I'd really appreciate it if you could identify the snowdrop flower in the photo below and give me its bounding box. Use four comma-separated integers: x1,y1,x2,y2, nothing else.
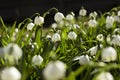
111,35,120,46
113,16,120,22
34,16,44,25
113,28,120,34
79,7,87,16
88,19,98,27
52,33,61,42
27,22,35,31
51,23,58,29
32,55,43,66
95,71,114,80
118,10,120,16
101,47,117,62
4,43,23,63
43,60,66,80
89,11,97,19
74,55,90,65
68,31,77,40
54,12,65,22
1,67,21,80
88,45,98,56
106,16,114,28
66,14,74,21
96,34,104,42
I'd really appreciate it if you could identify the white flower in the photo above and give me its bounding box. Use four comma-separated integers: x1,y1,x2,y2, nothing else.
32,55,43,66
52,33,61,42
34,16,44,25
89,11,97,19
96,34,104,42
106,16,114,28
46,35,51,39
88,45,98,56
27,22,35,31
1,67,21,80
66,14,74,21
111,35,120,46
54,12,65,22
79,7,87,16
113,16,120,22
68,31,77,40
43,60,66,80
4,43,23,63
51,23,58,29
73,24,80,29
95,71,114,80
88,19,98,27
118,11,120,16
101,47,117,62
73,55,90,65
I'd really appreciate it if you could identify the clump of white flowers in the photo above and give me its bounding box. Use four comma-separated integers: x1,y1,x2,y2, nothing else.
88,19,98,27
52,33,61,42
68,31,77,40
105,16,114,28
27,22,35,31
34,16,44,25
43,60,66,80
96,34,104,42
74,55,90,65
95,71,114,80
101,47,117,62
111,35,120,46
1,67,21,80
32,55,43,66
54,12,65,23
4,43,23,64
79,7,87,16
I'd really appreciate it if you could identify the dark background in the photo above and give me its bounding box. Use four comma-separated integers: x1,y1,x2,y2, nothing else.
0,0,120,25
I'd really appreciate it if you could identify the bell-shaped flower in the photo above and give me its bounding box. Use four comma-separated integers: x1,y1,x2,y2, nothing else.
96,34,104,42
51,23,58,29
52,33,61,42
43,60,66,80
1,67,21,80
95,71,114,80
79,7,87,16
54,12,65,23
88,45,98,56
101,47,117,62
34,16,44,25
105,16,114,28
32,55,43,66
27,22,35,31
111,35,120,46
66,14,74,21
68,31,77,40
73,55,90,65
89,11,97,19
118,10,120,16
88,19,98,27
4,43,23,64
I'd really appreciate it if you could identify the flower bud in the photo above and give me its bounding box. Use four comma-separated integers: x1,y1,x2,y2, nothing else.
68,31,77,40
1,67,21,80
52,33,61,42
101,47,117,62
34,16,44,25
27,22,35,31
51,23,58,29
32,55,43,66
95,71,114,80
54,12,65,22
43,60,66,80
66,14,74,21
88,46,98,56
